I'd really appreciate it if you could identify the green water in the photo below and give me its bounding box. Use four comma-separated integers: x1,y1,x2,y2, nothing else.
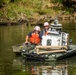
0,20,76,75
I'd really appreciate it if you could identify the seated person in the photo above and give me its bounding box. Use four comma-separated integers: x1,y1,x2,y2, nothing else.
25,26,41,45
40,22,50,38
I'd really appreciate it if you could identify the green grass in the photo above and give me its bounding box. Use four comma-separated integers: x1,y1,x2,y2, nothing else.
0,0,74,21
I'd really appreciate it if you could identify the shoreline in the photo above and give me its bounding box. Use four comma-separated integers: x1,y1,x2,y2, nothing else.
0,15,76,26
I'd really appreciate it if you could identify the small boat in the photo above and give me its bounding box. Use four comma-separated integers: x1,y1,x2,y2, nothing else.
12,18,76,61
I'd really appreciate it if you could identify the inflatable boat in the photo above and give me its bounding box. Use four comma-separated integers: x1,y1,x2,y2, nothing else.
12,18,76,61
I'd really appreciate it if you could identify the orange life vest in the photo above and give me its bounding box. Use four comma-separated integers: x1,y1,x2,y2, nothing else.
43,29,49,35
45,31,48,35
29,33,41,44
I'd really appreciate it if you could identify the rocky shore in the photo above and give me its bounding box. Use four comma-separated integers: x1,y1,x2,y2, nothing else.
0,0,76,25
0,12,76,26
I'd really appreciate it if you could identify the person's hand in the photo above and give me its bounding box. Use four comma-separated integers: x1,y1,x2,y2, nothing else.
25,41,29,45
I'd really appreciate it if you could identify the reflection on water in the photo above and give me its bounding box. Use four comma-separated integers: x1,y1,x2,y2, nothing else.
12,55,76,75
13,56,68,75
0,20,76,75
61,20,76,44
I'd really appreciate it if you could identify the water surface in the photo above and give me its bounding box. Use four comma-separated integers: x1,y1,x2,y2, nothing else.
0,20,76,75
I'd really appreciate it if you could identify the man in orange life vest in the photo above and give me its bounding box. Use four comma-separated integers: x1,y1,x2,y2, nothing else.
40,22,50,38
25,26,41,45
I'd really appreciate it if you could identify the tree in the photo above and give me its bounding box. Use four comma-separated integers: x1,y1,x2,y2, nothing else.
10,0,14,2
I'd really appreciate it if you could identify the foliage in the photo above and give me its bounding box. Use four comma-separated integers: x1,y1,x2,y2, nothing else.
32,0,42,9
0,11,3,16
0,0,75,21
0,0,10,3
7,9,16,20
65,11,70,15
51,0,63,3
24,8,34,18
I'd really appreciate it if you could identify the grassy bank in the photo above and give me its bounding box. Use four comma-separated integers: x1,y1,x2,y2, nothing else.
0,0,76,22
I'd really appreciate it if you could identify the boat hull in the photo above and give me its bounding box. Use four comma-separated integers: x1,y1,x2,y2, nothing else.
12,44,76,61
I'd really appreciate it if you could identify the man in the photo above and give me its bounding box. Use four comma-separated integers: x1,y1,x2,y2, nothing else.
25,26,41,45
40,22,50,38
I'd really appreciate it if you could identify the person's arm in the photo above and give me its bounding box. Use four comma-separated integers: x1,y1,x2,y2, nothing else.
25,35,29,43
25,31,32,43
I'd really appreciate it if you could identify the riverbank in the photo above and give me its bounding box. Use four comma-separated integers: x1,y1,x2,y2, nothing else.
0,12,76,25
0,0,76,25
